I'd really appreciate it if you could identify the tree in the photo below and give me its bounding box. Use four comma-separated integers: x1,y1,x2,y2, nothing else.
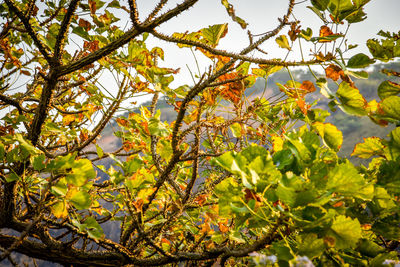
0,0,400,266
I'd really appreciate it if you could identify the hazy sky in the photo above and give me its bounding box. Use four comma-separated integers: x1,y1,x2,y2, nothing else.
130,0,400,88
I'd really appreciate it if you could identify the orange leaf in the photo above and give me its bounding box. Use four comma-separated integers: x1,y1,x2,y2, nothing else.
194,194,207,206
161,238,171,245
20,70,31,76
315,52,335,61
83,40,99,52
320,25,334,37
325,64,343,81
133,199,144,211
333,201,343,207
217,72,244,105
79,131,89,142
116,118,129,127
361,224,372,230
218,222,229,233
79,18,92,31
300,80,316,93
88,0,97,14
288,22,301,42
296,98,309,115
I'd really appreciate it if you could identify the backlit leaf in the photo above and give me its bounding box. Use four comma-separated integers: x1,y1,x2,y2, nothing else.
325,64,343,81
379,96,400,121
276,35,291,50
201,24,228,47
378,81,400,100
69,190,92,210
327,161,373,200
230,122,242,138
51,201,68,218
329,215,362,249
336,82,368,116
351,137,385,158
313,122,343,151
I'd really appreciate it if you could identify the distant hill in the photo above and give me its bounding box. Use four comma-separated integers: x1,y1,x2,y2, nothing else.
97,61,400,165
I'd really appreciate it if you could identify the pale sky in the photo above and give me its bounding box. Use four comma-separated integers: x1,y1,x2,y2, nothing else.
135,1,399,82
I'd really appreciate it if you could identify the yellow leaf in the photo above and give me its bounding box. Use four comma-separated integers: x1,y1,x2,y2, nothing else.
51,201,68,218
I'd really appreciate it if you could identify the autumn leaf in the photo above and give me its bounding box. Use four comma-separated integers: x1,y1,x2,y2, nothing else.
288,22,301,41
244,188,261,202
300,80,316,94
276,35,291,50
216,72,244,105
116,118,129,127
79,19,92,31
297,98,310,115
315,52,335,61
218,221,229,233
320,25,333,37
325,64,344,81
83,40,99,52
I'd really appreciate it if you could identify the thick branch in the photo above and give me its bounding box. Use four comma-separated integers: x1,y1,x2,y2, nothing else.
4,0,52,63
54,0,80,62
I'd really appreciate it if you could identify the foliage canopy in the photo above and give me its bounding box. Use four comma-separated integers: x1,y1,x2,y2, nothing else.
0,0,400,266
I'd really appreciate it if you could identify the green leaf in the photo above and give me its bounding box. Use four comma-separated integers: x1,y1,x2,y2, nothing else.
313,122,343,151
272,242,295,261
327,161,374,200
31,154,46,171
148,117,169,137
357,239,385,258
307,6,328,23
367,38,400,62
351,137,385,158
379,96,400,121
15,134,37,155
336,82,368,116
124,157,143,175
66,159,96,186
311,0,329,11
378,81,400,100
329,215,362,249
230,123,242,138
311,34,344,42
201,24,228,47
273,149,294,170
373,221,400,240
69,190,92,210
296,234,325,259
258,65,283,77
346,53,375,68
391,127,400,147
107,0,120,8
220,0,248,29
285,137,312,163
214,177,242,216
328,0,353,18
84,217,104,240
96,145,104,158
300,27,313,41
0,143,5,161
72,26,91,40
6,173,20,182
276,35,291,50
52,179,68,197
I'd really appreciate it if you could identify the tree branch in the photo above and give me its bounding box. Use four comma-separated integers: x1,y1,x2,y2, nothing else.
53,0,80,62
4,0,52,64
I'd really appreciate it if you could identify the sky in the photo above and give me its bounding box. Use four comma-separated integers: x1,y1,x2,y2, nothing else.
132,0,400,91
